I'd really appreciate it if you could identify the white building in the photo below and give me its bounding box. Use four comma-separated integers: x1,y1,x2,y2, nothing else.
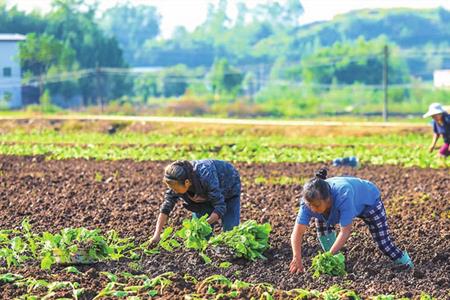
433,69,450,89
0,34,26,108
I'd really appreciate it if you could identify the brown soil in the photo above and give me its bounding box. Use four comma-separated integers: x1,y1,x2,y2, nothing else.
0,156,449,299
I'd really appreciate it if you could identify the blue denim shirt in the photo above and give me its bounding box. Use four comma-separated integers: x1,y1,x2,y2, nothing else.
296,177,381,227
432,112,450,144
160,160,241,218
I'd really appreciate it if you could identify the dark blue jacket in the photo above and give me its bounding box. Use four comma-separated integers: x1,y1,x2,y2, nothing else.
160,160,241,218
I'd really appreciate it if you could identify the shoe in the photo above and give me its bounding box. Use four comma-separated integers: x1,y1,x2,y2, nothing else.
394,251,414,268
318,232,336,252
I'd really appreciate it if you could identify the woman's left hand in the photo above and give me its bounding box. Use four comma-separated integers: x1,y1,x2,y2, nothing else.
207,212,220,225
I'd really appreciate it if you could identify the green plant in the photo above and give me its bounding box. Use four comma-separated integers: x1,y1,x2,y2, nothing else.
209,220,271,261
158,227,181,252
371,296,395,300
94,172,103,182
419,293,435,300
143,272,175,294
321,285,360,300
311,252,346,278
94,271,175,299
39,227,135,270
64,266,81,274
197,274,232,292
14,277,84,300
1,129,443,169
138,226,181,256
0,233,30,268
176,215,212,251
219,261,232,268
0,273,23,283
175,215,213,263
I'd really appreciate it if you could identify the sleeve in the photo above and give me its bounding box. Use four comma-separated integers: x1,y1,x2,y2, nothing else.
160,189,180,216
337,186,357,227
201,165,227,218
296,200,313,225
432,121,439,134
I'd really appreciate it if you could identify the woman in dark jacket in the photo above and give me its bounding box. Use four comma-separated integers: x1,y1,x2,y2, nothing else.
150,160,241,244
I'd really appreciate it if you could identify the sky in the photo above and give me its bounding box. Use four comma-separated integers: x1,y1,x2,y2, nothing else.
6,0,450,38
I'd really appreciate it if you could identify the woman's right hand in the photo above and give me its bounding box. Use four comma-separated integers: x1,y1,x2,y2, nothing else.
149,235,161,245
289,256,304,274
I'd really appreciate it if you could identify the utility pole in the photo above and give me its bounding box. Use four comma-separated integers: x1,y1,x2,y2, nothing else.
383,45,389,122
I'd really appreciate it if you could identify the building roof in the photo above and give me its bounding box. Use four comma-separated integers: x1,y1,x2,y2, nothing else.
0,34,26,42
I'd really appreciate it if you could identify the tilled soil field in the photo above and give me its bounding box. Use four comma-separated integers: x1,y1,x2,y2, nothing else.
0,155,449,299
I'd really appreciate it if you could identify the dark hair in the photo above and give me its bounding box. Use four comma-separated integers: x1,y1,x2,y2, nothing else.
301,168,330,203
164,160,194,184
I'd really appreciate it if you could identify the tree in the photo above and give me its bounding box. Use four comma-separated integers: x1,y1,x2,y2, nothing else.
0,2,47,34
301,37,410,86
251,0,303,30
45,0,130,105
19,33,76,101
100,3,161,65
209,59,243,96
285,0,304,27
159,65,190,97
134,73,159,101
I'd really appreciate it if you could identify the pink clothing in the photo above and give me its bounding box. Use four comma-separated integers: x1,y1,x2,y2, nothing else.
439,143,449,157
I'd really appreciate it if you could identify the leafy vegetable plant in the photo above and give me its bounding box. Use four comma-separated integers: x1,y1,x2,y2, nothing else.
311,252,346,278
176,215,212,251
209,220,271,261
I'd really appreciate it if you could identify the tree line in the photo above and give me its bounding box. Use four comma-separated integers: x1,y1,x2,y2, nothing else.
1,0,449,116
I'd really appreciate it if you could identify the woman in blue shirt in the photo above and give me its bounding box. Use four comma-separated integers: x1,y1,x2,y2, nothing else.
290,168,413,274
150,160,241,244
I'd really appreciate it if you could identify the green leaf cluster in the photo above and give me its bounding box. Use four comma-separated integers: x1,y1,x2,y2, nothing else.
0,219,136,270
209,220,271,261
311,252,347,278
39,227,135,269
176,215,212,251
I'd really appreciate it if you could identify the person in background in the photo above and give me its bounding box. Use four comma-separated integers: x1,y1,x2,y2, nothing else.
423,102,450,158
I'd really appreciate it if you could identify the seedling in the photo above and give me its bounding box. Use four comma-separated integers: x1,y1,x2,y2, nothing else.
94,271,175,299
138,226,180,256
94,172,103,182
183,274,198,284
13,277,84,300
143,272,175,294
64,266,81,275
209,220,271,261
176,215,212,251
39,227,136,270
371,296,395,300
311,252,346,278
0,273,23,283
321,285,360,300
419,293,435,300
219,261,232,269
158,227,181,252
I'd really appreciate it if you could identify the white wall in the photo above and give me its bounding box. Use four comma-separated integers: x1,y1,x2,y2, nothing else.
0,41,22,108
433,70,450,89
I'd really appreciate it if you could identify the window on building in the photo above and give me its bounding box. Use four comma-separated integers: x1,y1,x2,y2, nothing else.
3,67,12,77
3,92,12,101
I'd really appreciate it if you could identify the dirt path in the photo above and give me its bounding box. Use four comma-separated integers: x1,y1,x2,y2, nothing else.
0,114,428,128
